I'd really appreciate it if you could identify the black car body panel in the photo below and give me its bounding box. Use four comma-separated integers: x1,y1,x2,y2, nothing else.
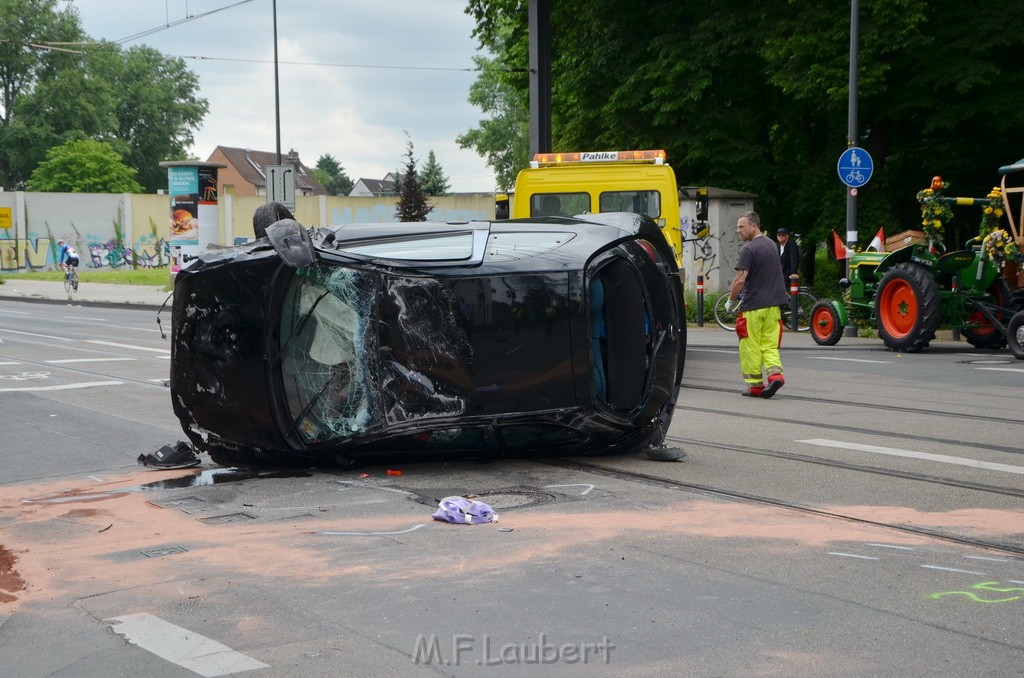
170,213,685,464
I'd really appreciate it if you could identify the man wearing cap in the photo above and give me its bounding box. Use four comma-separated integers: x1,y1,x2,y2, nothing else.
776,227,800,287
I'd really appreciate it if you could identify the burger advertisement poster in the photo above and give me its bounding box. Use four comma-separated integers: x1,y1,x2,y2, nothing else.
167,165,219,270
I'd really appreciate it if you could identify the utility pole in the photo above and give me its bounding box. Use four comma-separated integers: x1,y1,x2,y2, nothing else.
528,0,552,156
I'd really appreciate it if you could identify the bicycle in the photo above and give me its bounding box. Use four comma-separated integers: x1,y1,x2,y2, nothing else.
62,263,79,293
713,288,817,332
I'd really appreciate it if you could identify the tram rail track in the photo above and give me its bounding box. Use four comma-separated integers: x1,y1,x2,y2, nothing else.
678,404,1024,457
544,456,1024,557
683,383,1024,427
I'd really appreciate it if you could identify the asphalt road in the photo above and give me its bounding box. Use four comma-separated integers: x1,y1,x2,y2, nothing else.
1,296,1023,677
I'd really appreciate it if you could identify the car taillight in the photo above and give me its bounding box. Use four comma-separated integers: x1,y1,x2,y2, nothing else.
637,239,659,262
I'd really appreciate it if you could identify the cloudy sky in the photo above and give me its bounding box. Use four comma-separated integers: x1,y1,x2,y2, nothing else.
73,0,497,192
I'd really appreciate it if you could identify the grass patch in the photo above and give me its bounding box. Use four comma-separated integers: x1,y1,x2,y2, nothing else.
0,268,173,290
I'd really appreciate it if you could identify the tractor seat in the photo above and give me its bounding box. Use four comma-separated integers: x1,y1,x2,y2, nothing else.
936,250,976,273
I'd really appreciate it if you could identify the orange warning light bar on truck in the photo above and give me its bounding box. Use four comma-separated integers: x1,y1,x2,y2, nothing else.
531,149,667,167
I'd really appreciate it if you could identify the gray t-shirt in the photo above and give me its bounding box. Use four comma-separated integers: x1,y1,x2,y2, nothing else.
736,235,789,311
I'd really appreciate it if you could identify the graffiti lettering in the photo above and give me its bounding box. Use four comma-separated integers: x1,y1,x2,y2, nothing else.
0,236,170,272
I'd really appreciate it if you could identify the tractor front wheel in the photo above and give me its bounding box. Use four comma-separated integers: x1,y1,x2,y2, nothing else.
1008,310,1024,360
810,300,843,346
875,263,941,352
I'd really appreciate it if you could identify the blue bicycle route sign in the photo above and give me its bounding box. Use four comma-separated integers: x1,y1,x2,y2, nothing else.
837,147,873,188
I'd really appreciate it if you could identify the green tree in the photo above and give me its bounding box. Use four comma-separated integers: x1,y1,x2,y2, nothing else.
465,0,1024,284
419,150,451,195
27,138,143,193
314,153,354,195
395,137,432,222
0,0,207,191
458,10,529,191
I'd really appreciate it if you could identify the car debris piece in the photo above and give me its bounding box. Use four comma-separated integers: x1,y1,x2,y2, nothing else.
138,441,201,469
432,496,498,524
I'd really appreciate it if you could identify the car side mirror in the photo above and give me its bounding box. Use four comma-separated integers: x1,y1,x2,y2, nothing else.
266,219,316,268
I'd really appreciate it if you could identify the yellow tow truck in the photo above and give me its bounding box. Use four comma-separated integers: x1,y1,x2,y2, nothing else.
505,149,685,266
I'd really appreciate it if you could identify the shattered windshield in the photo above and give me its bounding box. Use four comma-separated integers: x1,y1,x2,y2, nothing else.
278,265,380,444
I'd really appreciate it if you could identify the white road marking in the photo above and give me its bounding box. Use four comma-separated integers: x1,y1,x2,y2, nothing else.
319,524,426,536
0,309,30,315
0,328,71,341
107,613,269,677
976,366,1024,374
85,339,170,354
865,543,914,551
1010,581,1024,585
921,565,986,575
46,357,138,364
65,316,108,321
798,439,1024,475
0,361,20,365
964,555,1008,562
828,552,879,560
0,381,122,393
807,356,893,364
687,348,735,355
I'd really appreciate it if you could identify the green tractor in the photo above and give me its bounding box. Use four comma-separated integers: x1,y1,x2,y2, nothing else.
811,161,1024,357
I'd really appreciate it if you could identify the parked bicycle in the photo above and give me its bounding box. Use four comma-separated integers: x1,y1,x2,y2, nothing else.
713,288,817,332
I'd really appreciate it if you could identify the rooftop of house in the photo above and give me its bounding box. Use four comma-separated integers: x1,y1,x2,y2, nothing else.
210,146,325,194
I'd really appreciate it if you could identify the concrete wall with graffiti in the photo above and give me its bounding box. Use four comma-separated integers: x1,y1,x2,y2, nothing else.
0,191,496,272
680,188,756,293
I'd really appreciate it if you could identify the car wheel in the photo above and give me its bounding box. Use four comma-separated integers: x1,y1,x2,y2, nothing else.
253,201,294,239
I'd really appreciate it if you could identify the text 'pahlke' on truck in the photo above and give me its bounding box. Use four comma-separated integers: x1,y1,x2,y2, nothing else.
503,150,685,268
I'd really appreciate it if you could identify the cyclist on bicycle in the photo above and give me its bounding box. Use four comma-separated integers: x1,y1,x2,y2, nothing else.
57,239,80,276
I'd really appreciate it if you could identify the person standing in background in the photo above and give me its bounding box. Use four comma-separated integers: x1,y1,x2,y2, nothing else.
776,227,800,287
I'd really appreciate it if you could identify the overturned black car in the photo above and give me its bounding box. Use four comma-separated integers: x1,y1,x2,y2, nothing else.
170,208,685,467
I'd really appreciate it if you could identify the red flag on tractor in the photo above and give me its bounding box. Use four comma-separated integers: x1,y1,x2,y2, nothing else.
867,227,885,252
831,231,855,260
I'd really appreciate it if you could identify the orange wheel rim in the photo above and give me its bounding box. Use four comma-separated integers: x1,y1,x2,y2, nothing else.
879,280,917,337
813,307,834,338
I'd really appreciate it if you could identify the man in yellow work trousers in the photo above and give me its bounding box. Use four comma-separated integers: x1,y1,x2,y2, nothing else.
723,211,789,398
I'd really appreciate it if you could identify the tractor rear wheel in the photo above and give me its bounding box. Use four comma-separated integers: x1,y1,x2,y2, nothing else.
1008,310,1024,360
810,300,843,346
875,263,941,352
962,280,1010,349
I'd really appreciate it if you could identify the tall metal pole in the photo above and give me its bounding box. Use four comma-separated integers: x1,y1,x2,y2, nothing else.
843,0,860,337
273,0,282,165
528,0,552,156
